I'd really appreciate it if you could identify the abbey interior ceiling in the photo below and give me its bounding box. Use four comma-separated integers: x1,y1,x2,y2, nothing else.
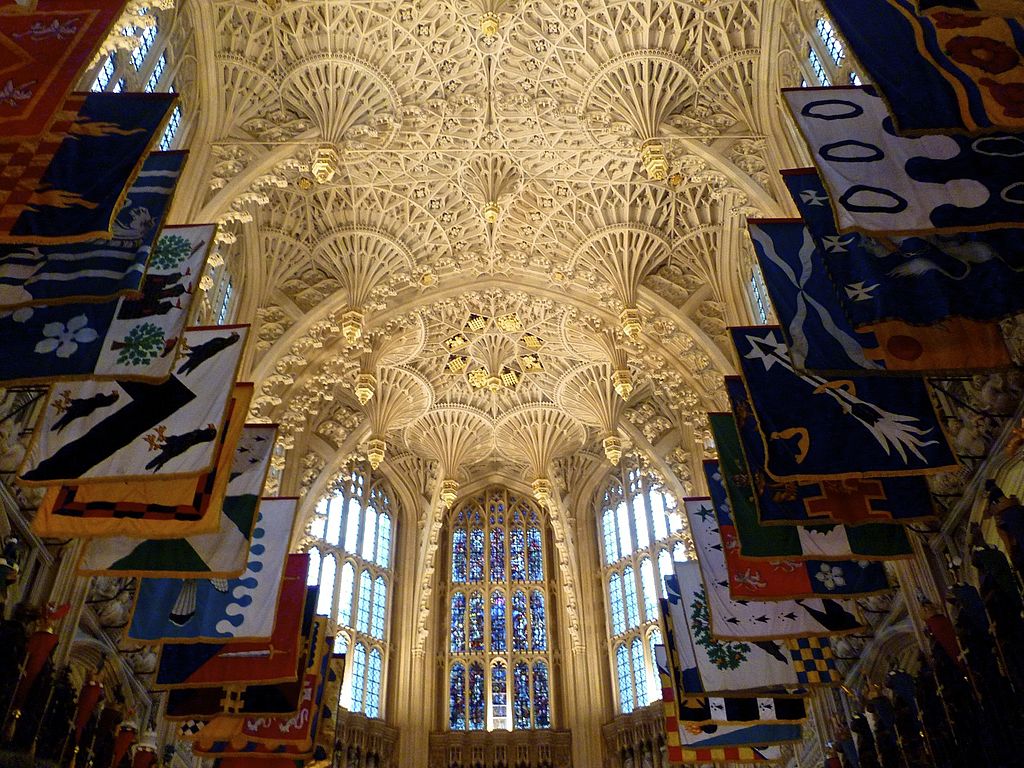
171,0,814,517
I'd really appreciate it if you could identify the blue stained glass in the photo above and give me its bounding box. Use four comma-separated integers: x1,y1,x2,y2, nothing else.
452,528,467,583
449,663,466,730
513,662,531,729
623,566,640,629
450,592,466,653
469,662,486,730
469,528,485,582
490,526,505,581
616,644,633,714
367,648,382,718
533,662,550,728
527,527,543,581
609,574,625,635
632,637,648,707
602,508,618,564
491,591,507,652
492,663,507,725
530,590,546,651
469,591,485,652
510,528,526,581
352,643,367,714
512,590,528,651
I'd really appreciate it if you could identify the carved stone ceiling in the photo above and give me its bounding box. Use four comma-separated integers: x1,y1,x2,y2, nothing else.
196,0,795,486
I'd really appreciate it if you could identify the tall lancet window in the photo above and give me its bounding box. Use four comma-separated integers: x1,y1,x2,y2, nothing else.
304,462,395,718
446,488,553,731
599,464,687,712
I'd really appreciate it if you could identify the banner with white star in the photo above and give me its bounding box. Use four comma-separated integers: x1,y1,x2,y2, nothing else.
747,217,1010,374
784,168,1024,328
730,326,958,481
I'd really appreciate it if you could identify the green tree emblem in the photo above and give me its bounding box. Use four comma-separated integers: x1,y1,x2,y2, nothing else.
690,586,750,670
150,234,191,270
114,323,166,366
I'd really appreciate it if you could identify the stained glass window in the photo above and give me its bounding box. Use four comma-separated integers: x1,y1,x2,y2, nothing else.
376,513,391,568
307,548,321,587
144,51,166,92
356,570,372,633
451,593,466,653
469,528,485,582
510,528,526,581
469,592,485,652
599,467,686,713
91,53,117,92
609,574,625,635
533,662,550,728
512,590,528,651
616,644,634,714
490,527,505,581
640,558,658,623
632,638,648,707
307,465,395,719
469,663,486,730
157,103,181,151
491,592,506,652
492,662,507,727
352,643,367,713
602,508,619,564
450,664,466,730
130,15,159,70
446,489,553,731
317,554,336,617
371,576,387,639
338,562,355,627
452,528,468,583
816,16,845,64
527,527,543,581
366,649,382,718
513,662,531,729
530,590,546,651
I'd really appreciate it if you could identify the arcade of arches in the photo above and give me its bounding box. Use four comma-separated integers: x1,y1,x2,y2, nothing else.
1,2,1023,768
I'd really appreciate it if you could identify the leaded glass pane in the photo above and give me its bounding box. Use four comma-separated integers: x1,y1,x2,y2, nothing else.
338,562,355,627
361,509,377,561
649,628,663,700
352,643,367,714
616,501,633,557
469,527,485,582
526,527,543,580
449,664,466,730
623,566,640,629
376,513,392,568
513,662,531,729
469,591,485,652
452,528,467,583
602,508,619,564
658,549,674,593
366,648,382,718
512,590,528,651
309,514,326,540
344,498,361,553
490,526,505,581
632,638,648,707
450,592,466,653
326,498,343,545
530,590,546,651
490,591,506,652
492,662,507,727
510,528,526,581
469,663,486,730
317,554,336,617
356,570,372,633
609,574,625,635
371,577,387,639
650,490,668,541
634,497,650,549
616,644,633,714
306,548,321,587
640,558,658,623
533,662,550,728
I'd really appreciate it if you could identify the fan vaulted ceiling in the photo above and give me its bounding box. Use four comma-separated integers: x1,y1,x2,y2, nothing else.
178,0,809,498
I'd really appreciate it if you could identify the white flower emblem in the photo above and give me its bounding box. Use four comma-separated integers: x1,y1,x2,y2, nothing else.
35,315,98,358
814,563,846,591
